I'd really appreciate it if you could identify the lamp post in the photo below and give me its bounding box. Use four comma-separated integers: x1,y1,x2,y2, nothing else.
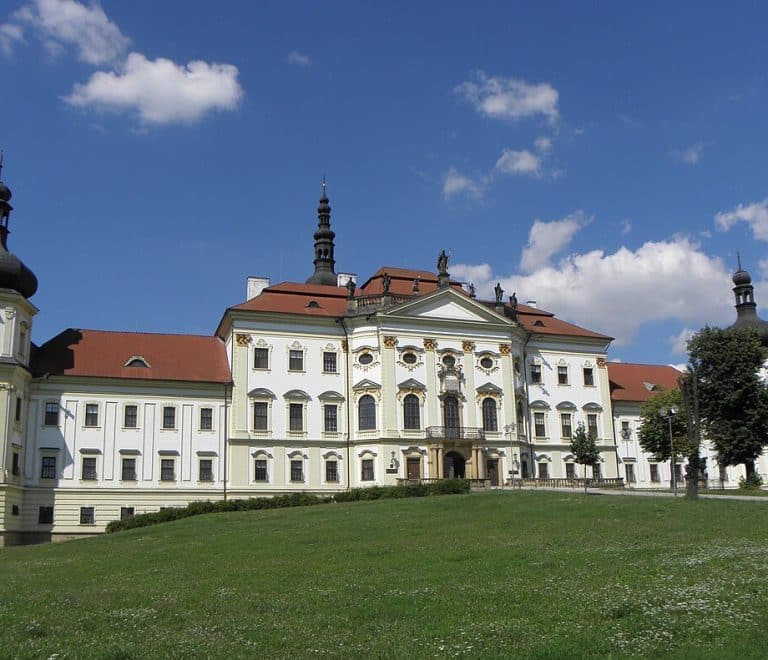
659,406,679,496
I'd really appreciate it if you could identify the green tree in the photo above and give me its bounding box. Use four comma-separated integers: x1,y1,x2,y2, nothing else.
570,423,600,491
687,326,768,480
638,388,690,478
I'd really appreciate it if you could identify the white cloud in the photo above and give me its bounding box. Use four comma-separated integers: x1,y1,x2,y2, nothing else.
494,149,541,176
679,142,703,165
287,50,310,66
0,22,24,55
13,0,129,64
669,327,695,355
454,71,559,122
64,52,244,125
715,199,768,242
620,218,632,235
442,168,485,200
455,237,734,347
519,212,588,273
534,136,552,152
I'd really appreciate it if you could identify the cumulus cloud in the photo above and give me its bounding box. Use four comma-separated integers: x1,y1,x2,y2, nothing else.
12,0,129,64
534,136,552,152
519,212,589,273
442,168,485,200
454,71,559,122
454,237,734,346
64,52,244,125
287,50,310,66
669,327,696,355
715,199,768,242
495,149,541,176
0,22,24,55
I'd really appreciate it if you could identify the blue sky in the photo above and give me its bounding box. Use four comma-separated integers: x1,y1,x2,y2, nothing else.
1,1,767,365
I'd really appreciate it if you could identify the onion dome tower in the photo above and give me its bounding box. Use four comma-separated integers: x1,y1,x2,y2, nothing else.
730,256,768,345
0,159,37,299
305,180,338,286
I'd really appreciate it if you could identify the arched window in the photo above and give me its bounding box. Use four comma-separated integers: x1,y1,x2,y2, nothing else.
358,395,376,430
403,394,420,430
482,397,498,432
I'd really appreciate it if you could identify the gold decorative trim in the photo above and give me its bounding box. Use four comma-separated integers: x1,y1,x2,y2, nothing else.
596,357,607,368
462,341,475,353
341,340,348,353
499,343,511,356
423,338,437,351
383,335,398,349
235,333,252,347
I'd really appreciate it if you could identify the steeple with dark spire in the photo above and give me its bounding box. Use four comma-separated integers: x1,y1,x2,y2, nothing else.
0,155,38,299
730,255,768,345
305,179,338,286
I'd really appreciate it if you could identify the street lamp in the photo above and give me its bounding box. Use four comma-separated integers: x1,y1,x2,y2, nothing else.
659,406,679,496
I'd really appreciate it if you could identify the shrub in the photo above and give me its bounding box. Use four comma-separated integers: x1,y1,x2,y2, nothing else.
739,472,764,491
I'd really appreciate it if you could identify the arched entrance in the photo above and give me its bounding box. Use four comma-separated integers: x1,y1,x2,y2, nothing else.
444,451,466,479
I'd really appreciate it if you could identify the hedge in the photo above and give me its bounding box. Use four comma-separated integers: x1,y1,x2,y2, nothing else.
105,479,470,533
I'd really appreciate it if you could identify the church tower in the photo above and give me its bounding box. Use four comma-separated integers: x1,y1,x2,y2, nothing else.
730,258,768,345
305,181,338,286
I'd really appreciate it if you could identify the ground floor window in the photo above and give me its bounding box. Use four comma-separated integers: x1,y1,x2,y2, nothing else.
361,458,375,481
325,460,338,483
254,459,268,482
649,463,660,482
121,458,137,481
719,464,728,483
538,462,549,479
160,459,176,482
593,464,602,480
565,462,575,479
120,507,134,520
290,459,304,482
625,463,636,483
80,507,95,525
199,459,213,482
674,463,683,483
38,506,53,524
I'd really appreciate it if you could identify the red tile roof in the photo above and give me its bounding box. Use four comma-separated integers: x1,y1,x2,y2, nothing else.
33,329,232,384
608,362,682,402
359,267,465,295
230,283,350,317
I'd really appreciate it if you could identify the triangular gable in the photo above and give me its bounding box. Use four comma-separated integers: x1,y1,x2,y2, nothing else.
398,378,426,390
353,378,381,390
383,287,513,325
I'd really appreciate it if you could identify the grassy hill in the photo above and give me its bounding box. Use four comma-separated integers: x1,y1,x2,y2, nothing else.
2,491,768,658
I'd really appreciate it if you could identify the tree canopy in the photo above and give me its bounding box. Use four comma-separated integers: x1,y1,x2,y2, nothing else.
638,387,689,462
570,423,600,475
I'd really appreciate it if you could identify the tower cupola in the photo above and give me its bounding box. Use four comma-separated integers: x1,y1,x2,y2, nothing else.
305,179,338,286
730,255,768,345
0,156,38,299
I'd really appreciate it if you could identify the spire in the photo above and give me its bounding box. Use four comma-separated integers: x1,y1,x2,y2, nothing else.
305,179,338,286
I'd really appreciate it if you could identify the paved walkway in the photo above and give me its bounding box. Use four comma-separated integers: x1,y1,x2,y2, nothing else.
516,486,768,502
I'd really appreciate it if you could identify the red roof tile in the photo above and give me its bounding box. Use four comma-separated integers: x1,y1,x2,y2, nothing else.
359,267,465,296
608,362,682,402
33,329,232,384
230,283,350,316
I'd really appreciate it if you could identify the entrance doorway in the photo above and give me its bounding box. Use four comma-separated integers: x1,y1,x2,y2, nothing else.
406,457,421,480
444,451,466,479
486,459,499,486
443,396,460,439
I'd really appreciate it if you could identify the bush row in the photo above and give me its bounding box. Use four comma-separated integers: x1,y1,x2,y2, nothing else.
105,479,470,533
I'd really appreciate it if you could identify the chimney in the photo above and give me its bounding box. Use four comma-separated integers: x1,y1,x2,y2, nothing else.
526,300,537,308
337,272,357,287
247,276,270,300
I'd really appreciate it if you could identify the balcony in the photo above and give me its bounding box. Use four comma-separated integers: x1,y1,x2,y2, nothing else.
425,426,485,441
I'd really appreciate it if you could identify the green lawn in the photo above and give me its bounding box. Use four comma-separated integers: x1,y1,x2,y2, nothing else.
2,492,768,659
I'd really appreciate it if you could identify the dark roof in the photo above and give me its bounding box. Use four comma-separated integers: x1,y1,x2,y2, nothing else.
607,362,681,402
33,329,232,384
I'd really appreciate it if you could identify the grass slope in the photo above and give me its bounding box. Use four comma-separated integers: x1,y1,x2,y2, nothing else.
2,492,768,659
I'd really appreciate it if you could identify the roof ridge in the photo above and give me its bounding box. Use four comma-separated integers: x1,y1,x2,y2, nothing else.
62,328,221,340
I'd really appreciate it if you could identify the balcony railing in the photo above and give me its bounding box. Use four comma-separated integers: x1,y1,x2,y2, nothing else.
516,477,625,489
425,426,485,440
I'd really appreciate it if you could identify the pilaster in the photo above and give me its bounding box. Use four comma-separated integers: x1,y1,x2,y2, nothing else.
462,341,477,427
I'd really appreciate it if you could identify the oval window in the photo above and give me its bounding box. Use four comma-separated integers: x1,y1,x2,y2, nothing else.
402,352,417,364
442,354,456,368
480,356,494,369
359,353,373,365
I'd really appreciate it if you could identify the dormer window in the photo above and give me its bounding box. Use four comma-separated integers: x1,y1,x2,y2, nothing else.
124,356,150,368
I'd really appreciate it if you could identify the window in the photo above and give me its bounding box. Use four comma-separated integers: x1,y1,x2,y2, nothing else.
85,403,99,427
625,463,636,483
254,347,269,369
587,413,598,439
358,352,373,366
44,402,59,426
289,403,304,432
14,396,21,423
11,451,19,476
402,352,417,365
719,464,728,483
120,507,135,520
253,402,268,431
674,463,683,482
442,354,456,368
323,351,337,373
124,404,138,428
11,504,19,516
593,464,602,480
41,456,56,479
534,412,546,437
480,355,494,370
325,460,339,483
531,363,542,384
324,404,338,432
481,397,498,432
125,358,148,368
565,463,575,479
561,413,572,439
583,367,594,387
82,457,97,480
650,463,660,483
403,394,420,430
358,395,376,430
254,459,268,482
38,506,53,524
199,459,213,482
290,459,304,482
162,406,176,430
160,459,175,482
200,407,213,430
557,366,569,385
121,458,137,481
538,462,549,479
361,458,375,481
289,349,304,371
620,420,630,440
80,507,95,525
